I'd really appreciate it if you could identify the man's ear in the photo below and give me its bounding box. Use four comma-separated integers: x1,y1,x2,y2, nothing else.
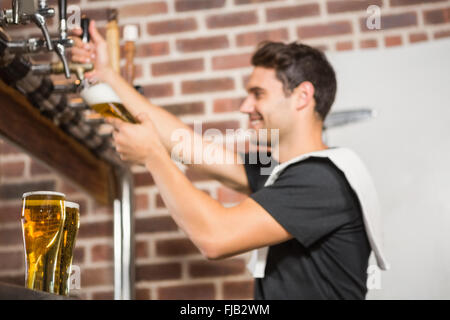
292,81,315,111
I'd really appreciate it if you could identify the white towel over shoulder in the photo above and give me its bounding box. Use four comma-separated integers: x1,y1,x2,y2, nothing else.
247,147,390,278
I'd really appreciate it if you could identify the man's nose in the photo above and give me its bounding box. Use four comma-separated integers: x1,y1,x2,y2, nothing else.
239,96,255,114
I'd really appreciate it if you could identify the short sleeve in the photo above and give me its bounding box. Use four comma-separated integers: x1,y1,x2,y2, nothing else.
240,152,277,193
250,157,360,248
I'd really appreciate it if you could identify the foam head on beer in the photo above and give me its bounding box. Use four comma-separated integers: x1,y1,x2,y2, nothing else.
80,83,137,123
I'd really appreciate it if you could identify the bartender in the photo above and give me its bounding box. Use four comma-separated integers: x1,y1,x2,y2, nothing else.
72,21,388,300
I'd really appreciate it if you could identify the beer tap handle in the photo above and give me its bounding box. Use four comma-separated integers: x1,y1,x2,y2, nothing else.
31,61,93,79
81,16,90,43
12,0,20,24
58,0,67,39
55,0,70,78
34,0,54,50
31,12,53,51
38,0,48,10
76,15,91,86
55,42,71,78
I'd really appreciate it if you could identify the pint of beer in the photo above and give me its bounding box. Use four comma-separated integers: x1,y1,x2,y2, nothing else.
80,83,137,123
58,201,80,296
21,191,66,294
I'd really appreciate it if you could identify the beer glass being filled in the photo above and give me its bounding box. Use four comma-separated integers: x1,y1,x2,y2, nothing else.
21,191,66,294
80,83,137,123
58,201,80,296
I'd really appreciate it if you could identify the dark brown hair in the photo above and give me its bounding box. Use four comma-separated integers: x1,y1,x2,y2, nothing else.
251,42,337,121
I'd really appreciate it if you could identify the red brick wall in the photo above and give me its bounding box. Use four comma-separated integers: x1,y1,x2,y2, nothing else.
0,0,449,300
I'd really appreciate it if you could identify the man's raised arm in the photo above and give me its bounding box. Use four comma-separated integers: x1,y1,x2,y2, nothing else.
71,21,250,194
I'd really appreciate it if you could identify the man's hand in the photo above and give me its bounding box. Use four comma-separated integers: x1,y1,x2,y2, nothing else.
70,20,112,81
109,113,168,165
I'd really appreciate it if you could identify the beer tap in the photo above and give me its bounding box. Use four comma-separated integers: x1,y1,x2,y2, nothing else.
74,15,93,84
32,0,54,51
53,83,81,94
30,61,93,81
0,0,74,79
11,0,19,24
4,37,66,54
0,0,54,51
54,0,72,79
29,15,93,85
80,15,90,43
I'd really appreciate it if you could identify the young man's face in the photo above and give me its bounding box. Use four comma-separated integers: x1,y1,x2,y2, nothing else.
240,67,294,143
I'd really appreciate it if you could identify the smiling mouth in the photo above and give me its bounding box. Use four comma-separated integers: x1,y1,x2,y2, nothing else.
249,113,264,127
250,119,263,127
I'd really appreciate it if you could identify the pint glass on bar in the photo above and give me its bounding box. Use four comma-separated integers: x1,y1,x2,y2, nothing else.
80,83,137,123
21,191,66,294
58,201,80,296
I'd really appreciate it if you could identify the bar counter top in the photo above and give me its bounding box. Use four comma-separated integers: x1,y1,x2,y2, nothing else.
0,282,74,300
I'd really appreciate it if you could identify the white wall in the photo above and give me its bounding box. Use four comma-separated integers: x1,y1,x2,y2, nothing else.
326,39,450,299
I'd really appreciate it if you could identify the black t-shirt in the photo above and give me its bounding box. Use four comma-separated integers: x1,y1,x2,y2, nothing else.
243,153,371,300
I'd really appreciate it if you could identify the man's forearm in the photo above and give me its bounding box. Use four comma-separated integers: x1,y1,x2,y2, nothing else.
102,69,153,117
145,151,225,258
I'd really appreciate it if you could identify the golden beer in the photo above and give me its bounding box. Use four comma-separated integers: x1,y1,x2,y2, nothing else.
90,102,136,123
21,191,66,294
80,82,137,123
57,201,80,296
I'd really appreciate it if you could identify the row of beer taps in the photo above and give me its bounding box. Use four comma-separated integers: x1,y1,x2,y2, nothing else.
0,0,92,84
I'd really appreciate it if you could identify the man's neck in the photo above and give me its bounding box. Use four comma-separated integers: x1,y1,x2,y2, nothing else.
272,126,327,163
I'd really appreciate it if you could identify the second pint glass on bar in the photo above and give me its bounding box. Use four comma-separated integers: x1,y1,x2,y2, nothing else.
21,191,66,294
58,201,80,296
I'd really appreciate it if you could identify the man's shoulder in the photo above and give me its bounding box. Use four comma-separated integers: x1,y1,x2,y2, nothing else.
274,157,361,214
279,156,349,189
